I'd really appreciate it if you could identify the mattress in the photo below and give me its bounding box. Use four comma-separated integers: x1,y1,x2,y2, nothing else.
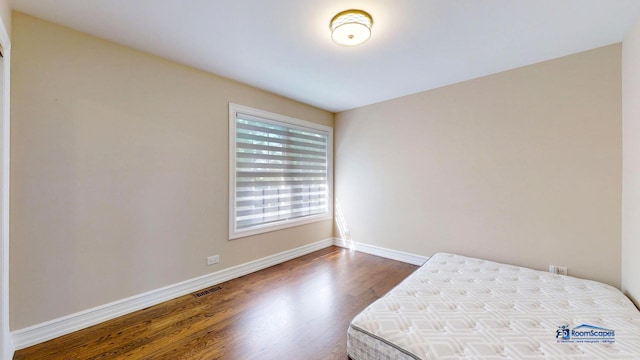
347,253,640,359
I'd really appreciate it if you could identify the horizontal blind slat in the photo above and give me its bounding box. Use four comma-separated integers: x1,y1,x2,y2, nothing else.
236,171,325,178
237,162,326,171
237,179,327,187
236,200,327,217
236,121,327,143
237,132,327,150
237,143,326,157
236,206,328,229
236,185,327,198
236,192,327,207
236,152,326,163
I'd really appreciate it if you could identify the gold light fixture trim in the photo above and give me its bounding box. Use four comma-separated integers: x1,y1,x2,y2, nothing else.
330,9,373,46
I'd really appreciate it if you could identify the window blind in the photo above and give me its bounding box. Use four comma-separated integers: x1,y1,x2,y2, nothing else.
233,112,330,233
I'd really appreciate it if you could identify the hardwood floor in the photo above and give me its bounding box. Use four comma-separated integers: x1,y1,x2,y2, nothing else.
14,246,418,360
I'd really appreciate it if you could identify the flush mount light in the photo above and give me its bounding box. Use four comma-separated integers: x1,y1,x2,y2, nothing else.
330,9,373,46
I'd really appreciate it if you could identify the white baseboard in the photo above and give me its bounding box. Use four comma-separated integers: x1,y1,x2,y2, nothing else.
11,237,425,351
11,238,335,351
333,238,429,266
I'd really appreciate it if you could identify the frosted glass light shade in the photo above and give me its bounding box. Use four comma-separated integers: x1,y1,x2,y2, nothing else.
330,10,373,46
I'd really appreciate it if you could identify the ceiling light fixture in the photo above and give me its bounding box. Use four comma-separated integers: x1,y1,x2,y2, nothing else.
330,9,373,46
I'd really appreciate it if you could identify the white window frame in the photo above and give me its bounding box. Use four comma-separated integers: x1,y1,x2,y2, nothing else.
229,103,333,240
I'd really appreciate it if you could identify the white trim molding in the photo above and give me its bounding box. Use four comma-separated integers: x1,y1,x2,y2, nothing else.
12,238,335,350
333,238,429,266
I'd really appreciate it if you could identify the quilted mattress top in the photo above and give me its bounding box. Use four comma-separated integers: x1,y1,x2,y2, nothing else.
349,253,640,359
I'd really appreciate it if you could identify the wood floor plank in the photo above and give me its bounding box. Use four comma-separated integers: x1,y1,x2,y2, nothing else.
14,246,418,359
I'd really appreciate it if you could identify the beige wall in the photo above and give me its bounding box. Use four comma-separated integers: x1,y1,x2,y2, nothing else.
0,1,10,357
0,0,8,38
336,45,622,287
10,12,333,329
622,18,640,307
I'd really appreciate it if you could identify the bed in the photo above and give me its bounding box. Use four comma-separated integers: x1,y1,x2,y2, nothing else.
347,253,640,359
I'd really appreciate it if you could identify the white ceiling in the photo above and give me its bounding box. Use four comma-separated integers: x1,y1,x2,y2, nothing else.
10,0,640,112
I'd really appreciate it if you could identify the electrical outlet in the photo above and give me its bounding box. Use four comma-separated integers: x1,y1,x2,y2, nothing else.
207,255,220,266
549,265,568,275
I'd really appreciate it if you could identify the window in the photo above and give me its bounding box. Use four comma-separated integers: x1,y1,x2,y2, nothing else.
229,104,333,239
